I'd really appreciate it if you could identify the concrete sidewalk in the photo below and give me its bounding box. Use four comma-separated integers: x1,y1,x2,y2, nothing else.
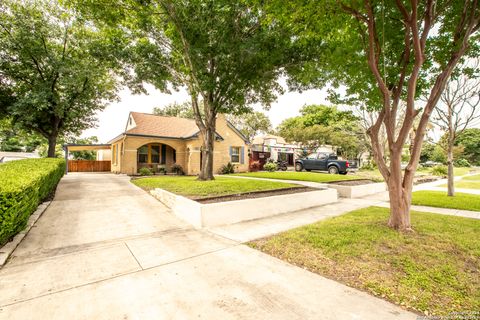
0,173,415,320
208,198,383,242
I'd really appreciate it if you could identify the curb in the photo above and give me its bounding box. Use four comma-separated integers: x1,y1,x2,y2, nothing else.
0,201,51,268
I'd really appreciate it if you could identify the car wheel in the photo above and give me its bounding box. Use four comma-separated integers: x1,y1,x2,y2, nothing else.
306,169,311,172
328,166,339,174
295,163,303,172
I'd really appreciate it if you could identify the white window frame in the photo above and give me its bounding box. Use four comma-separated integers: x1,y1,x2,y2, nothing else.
231,146,241,163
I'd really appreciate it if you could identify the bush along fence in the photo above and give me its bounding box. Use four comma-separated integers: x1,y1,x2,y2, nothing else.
0,158,65,246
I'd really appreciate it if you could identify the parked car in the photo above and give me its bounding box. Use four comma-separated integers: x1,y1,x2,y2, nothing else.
295,152,355,174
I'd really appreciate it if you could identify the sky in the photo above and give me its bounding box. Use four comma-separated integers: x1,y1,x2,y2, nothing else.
81,84,330,143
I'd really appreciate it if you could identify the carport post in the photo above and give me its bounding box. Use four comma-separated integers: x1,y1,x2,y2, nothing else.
64,145,69,175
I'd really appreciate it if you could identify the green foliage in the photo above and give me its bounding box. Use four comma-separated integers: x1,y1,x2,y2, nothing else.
219,162,236,175
153,102,195,119
138,167,153,176
454,158,471,167
420,143,436,163
277,105,366,159
66,136,99,160
250,206,480,315
171,164,185,175
0,0,121,156
132,176,298,199
0,118,44,152
456,129,480,165
431,165,448,177
263,162,278,172
0,158,65,246
227,112,272,141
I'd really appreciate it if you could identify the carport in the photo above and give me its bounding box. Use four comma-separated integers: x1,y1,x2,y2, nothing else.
63,144,111,174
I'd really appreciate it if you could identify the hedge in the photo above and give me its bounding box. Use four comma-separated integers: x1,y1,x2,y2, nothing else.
0,158,65,246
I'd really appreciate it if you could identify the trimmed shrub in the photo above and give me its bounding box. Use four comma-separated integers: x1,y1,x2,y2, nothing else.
0,158,65,246
431,165,448,176
220,162,235,174
139,167,153,176
171,164,185,175
264,162,278,172
454,158,471,167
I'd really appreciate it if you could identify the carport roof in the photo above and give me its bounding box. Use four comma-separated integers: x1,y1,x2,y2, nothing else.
64,144,111,151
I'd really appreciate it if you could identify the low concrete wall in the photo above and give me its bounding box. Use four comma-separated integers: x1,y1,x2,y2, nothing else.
328,182,387,198
151,188,338,228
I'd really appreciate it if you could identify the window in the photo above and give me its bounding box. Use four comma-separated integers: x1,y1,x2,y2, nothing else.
231,147,241,163
306,153,318,160
318,153,328,160
151,145,160,163
138,146,148,163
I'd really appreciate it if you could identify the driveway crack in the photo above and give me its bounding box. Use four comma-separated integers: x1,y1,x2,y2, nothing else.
124,243,144,270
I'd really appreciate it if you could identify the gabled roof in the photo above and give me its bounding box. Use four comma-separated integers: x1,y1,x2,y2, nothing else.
126,112,200,139
252,134,287,145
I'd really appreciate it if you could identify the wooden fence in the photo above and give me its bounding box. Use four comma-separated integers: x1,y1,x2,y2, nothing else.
68,160,111,172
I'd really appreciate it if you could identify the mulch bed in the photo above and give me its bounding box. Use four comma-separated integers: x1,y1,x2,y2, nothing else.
327,179,375,186
193,186,318,204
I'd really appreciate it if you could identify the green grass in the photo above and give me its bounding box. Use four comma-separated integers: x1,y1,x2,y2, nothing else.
448,180,480,190
453,167,475,176
131,175,300,199
249,206,480,316
412,191,480,211
233,171,362,183
462,174,480,181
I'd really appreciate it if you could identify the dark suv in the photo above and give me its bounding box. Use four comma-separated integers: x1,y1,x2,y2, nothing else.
295,152,353,174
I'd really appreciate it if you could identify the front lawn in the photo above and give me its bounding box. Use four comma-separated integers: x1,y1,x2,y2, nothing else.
412,191,480,211
132,176,300,198
233,171,361,183
249,206,480,316
450,180,480,190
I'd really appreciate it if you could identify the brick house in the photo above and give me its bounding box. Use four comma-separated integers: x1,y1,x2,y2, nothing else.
108,112,249,175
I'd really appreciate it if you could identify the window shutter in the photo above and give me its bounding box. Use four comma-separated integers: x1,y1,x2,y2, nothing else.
161,144,167,164
229,146,233,160
240,147,245,164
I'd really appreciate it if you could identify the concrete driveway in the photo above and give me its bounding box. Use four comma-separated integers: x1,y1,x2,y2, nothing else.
0,173,415,319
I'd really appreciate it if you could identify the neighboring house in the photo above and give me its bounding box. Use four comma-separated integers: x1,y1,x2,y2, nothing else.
251,135,301,167
0,151,39,163
108,112,249,175
96,149,111,161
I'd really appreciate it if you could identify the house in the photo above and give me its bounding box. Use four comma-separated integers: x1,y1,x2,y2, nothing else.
108,112,249,175
251,134,302,167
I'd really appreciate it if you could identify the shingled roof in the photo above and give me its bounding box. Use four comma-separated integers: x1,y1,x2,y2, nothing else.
126,112,200,139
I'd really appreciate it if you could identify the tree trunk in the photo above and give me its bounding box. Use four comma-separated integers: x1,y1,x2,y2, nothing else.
447,140,455,197
386,154,413,231
447,103,455,196
47,135,57,158
197,119,216,181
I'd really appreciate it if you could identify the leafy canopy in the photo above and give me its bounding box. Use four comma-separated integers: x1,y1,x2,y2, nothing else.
0,0,121,145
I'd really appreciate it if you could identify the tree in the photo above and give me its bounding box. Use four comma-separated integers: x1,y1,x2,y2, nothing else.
0,118,44,152
277,105,367,159
72,0,291,180
227,112,272,141
432,59,480,196
153,102,195,119
269,0,480,230
67,136,99,160
0,0,120,157
456,128,480,166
